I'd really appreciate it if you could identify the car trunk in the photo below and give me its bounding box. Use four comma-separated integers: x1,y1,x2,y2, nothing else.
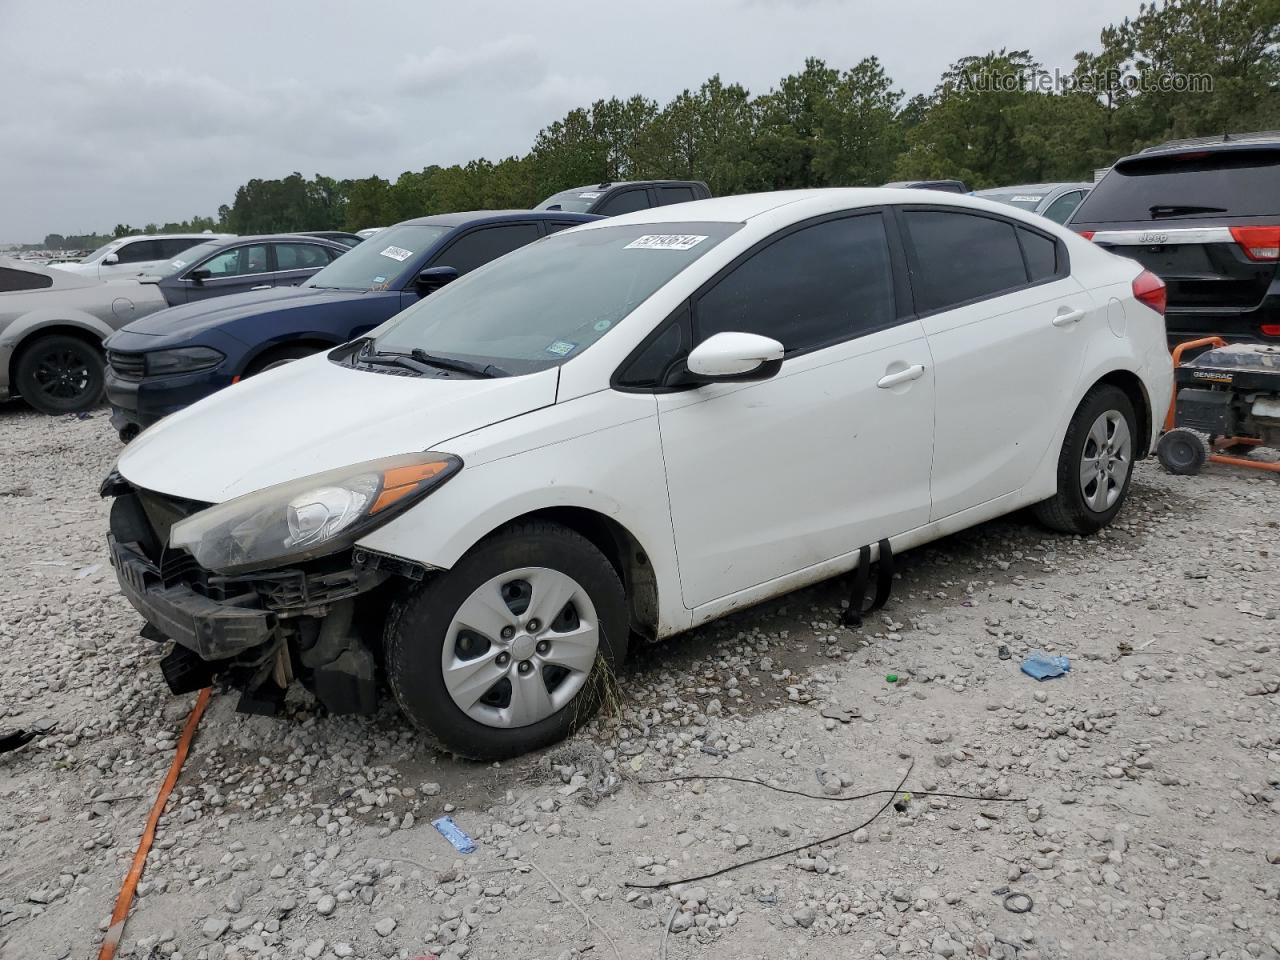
1069,146,1280,317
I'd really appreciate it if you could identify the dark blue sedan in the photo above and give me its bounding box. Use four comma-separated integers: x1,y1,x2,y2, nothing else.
104,210,597,440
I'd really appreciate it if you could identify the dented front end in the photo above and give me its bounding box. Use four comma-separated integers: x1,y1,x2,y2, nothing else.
102,472,423,716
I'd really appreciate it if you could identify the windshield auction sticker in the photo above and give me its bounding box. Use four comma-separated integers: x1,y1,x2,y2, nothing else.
625,235,708,251
379,245,414,261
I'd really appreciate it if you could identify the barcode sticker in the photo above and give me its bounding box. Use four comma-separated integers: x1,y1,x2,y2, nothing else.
624,234,708,251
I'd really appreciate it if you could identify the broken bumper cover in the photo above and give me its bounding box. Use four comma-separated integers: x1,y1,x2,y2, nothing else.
108,535,274,660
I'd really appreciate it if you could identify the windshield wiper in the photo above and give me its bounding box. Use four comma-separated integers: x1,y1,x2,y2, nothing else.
363,346,507,378
1149,203,1227,217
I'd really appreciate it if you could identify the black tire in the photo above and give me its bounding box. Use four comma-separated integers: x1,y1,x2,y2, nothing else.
1034,385,1138,535
14,334,105,415
384,520,628,761
1157,427,1210,475
245,344,322,376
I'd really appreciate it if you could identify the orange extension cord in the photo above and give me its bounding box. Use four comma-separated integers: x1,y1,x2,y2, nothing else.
98,687,212,960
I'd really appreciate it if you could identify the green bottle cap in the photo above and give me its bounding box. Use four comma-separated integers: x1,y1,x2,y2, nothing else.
886,674,898,683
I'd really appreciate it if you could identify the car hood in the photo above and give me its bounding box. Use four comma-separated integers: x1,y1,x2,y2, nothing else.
117,353,559,503
116,286,371,339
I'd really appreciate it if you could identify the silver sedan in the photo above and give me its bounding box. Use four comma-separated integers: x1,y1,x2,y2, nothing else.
0,259,169,414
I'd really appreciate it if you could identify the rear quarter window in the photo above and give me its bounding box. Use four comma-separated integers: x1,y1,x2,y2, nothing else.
0,267,53,292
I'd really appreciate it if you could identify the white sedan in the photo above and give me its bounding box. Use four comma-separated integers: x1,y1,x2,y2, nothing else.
105,189,1173,759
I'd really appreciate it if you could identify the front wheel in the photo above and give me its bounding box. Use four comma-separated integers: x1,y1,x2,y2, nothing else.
15,334,105,415
1034,385,1138,535
384,521,628,760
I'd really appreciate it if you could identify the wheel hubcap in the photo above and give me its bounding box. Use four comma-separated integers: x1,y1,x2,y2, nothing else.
441,566,599,729
1079,410,1132,513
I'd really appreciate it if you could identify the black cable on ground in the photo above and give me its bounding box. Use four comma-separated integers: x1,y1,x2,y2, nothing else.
624,761,914,891
637,772,1027,805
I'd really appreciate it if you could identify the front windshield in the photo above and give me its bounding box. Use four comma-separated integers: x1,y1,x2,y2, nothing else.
535,189,600,213
156,241,223,276
82,240,124,263
372,221,740,375
305,224,449,290
982,191,1045,211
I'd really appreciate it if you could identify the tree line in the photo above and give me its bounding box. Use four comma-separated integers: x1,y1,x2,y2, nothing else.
34,0,1280,248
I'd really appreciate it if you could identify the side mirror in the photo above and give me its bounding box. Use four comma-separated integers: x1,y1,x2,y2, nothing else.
188,268,211,285
416,266,458,293
685,332,784,383
103,253,120,265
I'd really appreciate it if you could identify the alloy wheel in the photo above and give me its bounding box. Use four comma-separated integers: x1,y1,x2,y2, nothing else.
32,348,92,402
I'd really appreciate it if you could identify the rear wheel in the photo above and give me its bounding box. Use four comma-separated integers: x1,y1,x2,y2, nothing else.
384,521,628,760
15,334,105,415
1034,385,1138,535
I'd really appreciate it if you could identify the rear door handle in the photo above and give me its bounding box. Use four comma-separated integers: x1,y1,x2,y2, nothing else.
250,284,272,291
1052,307,1086,327
877,364,926,389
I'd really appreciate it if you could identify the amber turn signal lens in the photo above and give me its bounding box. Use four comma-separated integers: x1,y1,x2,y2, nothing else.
370,461,452,514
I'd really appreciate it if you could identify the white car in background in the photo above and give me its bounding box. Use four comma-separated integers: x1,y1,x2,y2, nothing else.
54,234,232,280
975,183,1093,224
105,189,1172,760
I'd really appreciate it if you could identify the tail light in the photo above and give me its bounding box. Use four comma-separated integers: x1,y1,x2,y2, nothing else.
1078,230,1096,241
1261,324,1280,337
1229,225,1280,261
1132,270,1167,315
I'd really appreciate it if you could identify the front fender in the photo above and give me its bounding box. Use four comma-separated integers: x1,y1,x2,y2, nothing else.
356,402,693,638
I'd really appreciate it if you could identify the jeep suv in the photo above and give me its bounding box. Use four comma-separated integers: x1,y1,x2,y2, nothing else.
1068,133,1280,344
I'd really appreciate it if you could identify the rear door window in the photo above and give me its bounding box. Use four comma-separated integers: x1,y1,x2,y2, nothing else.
1018,227,1060,282
694,212,897,353
901,209,1030,313
274,242,333,270
657,186,697,206
431,223,543,275
1073,148,1280,222
596,189,651,216
117,240,163,263
159,238,205,258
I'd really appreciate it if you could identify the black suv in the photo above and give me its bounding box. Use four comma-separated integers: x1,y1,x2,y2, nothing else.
535,179,711,216
1068,132,1280,344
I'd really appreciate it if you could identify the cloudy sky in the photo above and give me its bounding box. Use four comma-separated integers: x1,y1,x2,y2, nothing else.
0,0,1139,242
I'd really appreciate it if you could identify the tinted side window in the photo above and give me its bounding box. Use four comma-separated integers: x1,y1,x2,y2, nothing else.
617,319,687,388
160,238,205,258
117,240,163,263
1042,191,1083,224
695,213,896,353
433,224,543,274
544,221,582,235
902,210,1029,313
657,186,696,206
274,242,332,270
1018,228,1059,282
0,267,53,292
596,189,651,216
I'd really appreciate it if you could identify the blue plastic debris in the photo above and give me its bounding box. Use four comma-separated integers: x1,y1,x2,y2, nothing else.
432,816,476,854
1021,651,1070,681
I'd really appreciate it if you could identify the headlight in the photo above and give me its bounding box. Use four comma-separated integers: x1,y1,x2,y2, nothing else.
145,346,225,376
169,452,461,573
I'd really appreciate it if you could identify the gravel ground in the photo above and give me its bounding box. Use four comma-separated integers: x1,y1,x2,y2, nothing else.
1,400,1277,960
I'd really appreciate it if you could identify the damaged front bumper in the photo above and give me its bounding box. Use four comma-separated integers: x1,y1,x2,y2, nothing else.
104,480,419,716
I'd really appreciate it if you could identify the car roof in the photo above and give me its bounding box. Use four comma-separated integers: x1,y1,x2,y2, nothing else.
117,233,235,241
201,233,349,246
976,182,1092,195
394,210,601,228
547,180,704,194
570,188,1030,228
1138,130,1280,155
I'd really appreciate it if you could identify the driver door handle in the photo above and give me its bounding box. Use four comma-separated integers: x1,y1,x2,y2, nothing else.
1052,307,1086,327
877,364,926,389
